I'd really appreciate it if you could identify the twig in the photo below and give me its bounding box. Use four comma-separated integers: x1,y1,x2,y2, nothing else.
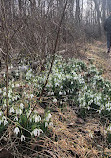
1,0,10,117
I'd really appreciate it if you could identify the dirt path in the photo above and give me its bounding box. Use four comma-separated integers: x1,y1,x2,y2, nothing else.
85,41,111,81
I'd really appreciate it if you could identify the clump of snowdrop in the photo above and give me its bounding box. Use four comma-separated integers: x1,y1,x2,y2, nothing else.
1,55,111,143
31,128,43,137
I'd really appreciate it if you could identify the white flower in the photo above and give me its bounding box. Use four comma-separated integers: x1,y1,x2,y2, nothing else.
9,107,14,113
45,122,48,127
32,128,43,137
63,91,66,95
16,109,22,115
30,94,34,98
35,115,41,122
10,65,13,69
14,116,18,121
3,92,6,96
14,127,20,135
59,91,62,95
46,113,52,122
16,73,19,76
60,101,62,104
20,103,24,109
89,132,93,138
87,106,90,110
4,120,8,126
12,84,14,88
3,73,5,77
53,98,57,103
107,126,111,131
21,135,25,142
49,122,53,127
16,84,20,87
51,92,54,95
48,92,51,95
8,92,11,98
32,128,37,137
23,91,26,96
37,129,43,137
3,104,6,109
55,83,59,87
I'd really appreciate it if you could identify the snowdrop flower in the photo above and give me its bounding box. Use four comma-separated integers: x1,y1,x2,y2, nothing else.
20,103,24,109
23,91,26,96
89,132,93,138
51,92,54,95
45,122,48,127
107,126,111,132
37,129,43,137
3,104,6,109
87,106,90,110
10,65,13,69
9,107,14,113
16,109,22,115
49,122,53,127
14,127,20,135
48,92,51,95
4,120,8,126
8,92,11,98
16,72,19,76
15,95,20,101
16,84,20,87
21,135,25,142
63,91,66,95
55,83,59,87
46,113,52,122
32,128,43,137
12,84,14,88
30,94,34,99
53,98,57,103
71,81,73,85
3,92,6,96
35,115,41,122
59,91,62,95
14,116,18,121
3,73,5,77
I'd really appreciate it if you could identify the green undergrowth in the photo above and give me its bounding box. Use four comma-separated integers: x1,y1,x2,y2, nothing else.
0,55,111,144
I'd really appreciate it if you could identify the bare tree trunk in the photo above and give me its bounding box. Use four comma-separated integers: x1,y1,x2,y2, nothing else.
102,0,106,23
30,0,36,16
93,0,101,36
75,0,80,25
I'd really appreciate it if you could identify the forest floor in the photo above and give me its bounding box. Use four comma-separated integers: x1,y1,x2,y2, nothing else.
0,41,111,158
49,41,111,158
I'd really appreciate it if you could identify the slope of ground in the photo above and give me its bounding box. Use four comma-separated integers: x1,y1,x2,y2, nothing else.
0,41,111,158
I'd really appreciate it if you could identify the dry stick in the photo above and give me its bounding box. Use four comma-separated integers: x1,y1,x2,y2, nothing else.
28,0,68,119
1,0,10,117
